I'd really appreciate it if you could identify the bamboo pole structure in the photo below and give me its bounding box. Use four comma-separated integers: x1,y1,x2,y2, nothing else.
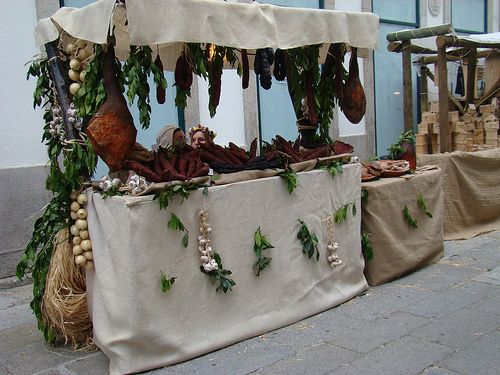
386,24,455,43
402,41,414,132
437,35,500,49
387,42,436,54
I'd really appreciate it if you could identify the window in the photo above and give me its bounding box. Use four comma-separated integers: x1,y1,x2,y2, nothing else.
372,0,418,25
451,0,486,33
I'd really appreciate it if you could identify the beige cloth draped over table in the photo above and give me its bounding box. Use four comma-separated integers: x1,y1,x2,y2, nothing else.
418,148,500,240
361,168,444,286
86,165,367,375
34,0,379,69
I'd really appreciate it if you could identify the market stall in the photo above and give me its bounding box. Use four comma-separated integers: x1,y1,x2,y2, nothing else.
361,166,444,285
17,0,381,374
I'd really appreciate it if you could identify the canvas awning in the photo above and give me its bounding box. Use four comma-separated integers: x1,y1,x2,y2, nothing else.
34,0,379,68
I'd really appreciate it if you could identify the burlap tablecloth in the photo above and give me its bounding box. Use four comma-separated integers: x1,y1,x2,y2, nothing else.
361,168,444,286
86,165,367,374
418,148,500,240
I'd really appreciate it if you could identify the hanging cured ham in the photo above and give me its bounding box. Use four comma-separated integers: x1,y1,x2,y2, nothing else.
342,47,366,124
86,41,137,172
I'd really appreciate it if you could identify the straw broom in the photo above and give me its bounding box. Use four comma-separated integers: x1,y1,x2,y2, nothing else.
41,228,95,350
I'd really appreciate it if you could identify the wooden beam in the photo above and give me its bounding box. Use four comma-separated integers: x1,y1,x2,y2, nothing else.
466,48,477,107
437,34,500,49
420,65,429,113
416,49,493,65
387,23,455,42
387,42,436,54
437,44,451,152
402,41,413,132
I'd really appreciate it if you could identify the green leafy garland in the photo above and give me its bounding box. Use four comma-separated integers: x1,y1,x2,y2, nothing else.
160,271,177,293
417,193,433,218
321,160,344,179
403,204,418,229
252,227,274,277
167,212,189,248
297,219,320,261
18,54,98,343
278,169,298,194
153,184,192,209
333,202,357,224
361,232,374,260
200,253,236,294
123,45,166,129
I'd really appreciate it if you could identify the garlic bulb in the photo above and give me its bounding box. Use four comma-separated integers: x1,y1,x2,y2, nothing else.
75,255,86,266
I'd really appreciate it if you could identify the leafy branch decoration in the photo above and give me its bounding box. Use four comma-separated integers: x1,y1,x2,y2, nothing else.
153,184,191,209
167,213,189,248
321,160,344,179
253,227,274,277
200,253,236,294
279,169,298,194
417,193,433,218
160,271,177,293
297,219,320,262
403,205,418,229
334,202,357,224
361,232,374,260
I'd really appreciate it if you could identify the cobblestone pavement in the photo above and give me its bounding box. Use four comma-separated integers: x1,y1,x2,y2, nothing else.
1,231,499,375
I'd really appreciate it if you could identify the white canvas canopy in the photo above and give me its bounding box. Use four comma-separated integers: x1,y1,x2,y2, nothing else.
34,0,379,69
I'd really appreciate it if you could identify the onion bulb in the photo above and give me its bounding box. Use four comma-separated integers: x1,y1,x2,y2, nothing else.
70,190,79,200
70,225,80,236
75,219,88,230
79,230,89,240
83,251,93,260
70,201,80,212
84,260,94,270
73,236,82,245
77,208,87,219
75,254,86,266
72,245,83,255
69,82,81,95
79,70,87,82
78,48,91,60
68,69,80,82
69,59,81,70
70,211,78,220
81,239,92,251
77,194,87,205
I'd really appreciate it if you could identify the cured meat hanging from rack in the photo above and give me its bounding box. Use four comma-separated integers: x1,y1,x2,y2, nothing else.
341,47,366,124
86,40,137,172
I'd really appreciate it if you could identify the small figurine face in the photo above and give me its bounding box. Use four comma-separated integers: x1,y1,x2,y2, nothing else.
173,129,186,146
191,130,207,149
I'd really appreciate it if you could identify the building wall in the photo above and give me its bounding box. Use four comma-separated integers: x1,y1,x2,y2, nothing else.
0,0,59,279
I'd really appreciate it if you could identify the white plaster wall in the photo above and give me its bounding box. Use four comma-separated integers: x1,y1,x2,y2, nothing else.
334,0,366,136
0,0,46,168
197,70,246,147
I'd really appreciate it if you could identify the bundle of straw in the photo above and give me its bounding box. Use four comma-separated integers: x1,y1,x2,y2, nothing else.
42,228,95,349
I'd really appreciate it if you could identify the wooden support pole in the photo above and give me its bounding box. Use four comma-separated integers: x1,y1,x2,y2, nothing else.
466,48,477,107
386,23,454,42
426,70,465,114
45,41,79,141
437,39,450,152
420,65,429,113
402,41,413,132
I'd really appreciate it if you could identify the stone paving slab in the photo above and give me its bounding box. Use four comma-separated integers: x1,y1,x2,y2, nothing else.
438,330,500,375
328,336,455,375
472,265,500,285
